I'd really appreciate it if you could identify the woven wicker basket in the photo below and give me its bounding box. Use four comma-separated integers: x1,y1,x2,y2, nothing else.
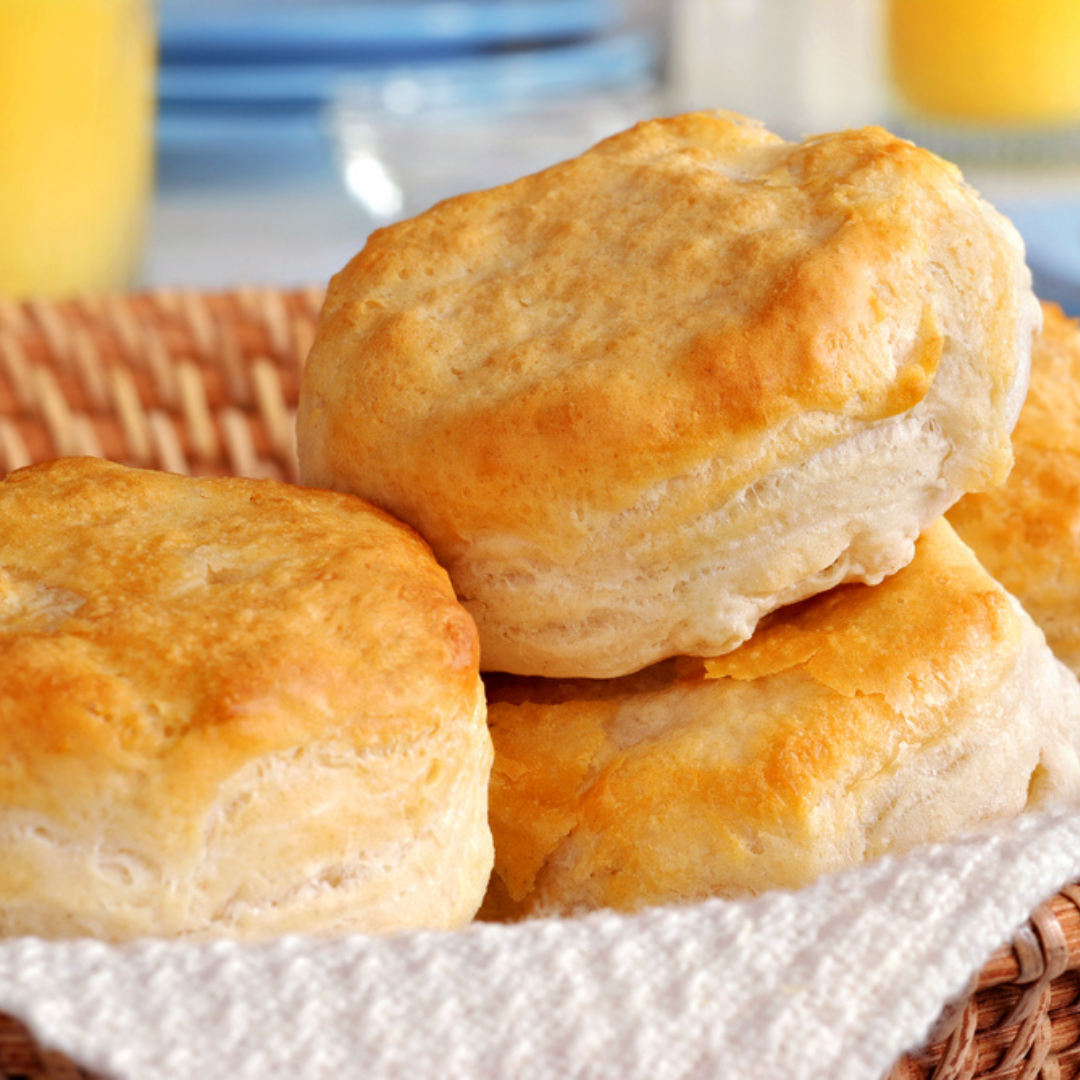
0,288,1079,1080
0,287,321,482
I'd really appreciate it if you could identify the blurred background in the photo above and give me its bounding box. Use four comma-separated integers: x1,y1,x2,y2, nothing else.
4,0,1080,311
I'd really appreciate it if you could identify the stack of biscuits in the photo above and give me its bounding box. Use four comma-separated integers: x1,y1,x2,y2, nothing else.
3,111,1080,940
296,111,1080,920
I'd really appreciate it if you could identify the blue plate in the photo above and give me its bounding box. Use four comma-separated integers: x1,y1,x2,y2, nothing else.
156,107,338,188
158,0,621,61
158,108,324,147
158,33,656,108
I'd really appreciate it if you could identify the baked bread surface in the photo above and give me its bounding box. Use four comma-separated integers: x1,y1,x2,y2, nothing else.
481,520,1080,919
949,301,1080,674
0,457,492,939
298,111,1038,678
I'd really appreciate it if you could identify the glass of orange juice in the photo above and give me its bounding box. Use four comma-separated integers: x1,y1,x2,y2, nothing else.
0,0,156,300
888,0,1080,161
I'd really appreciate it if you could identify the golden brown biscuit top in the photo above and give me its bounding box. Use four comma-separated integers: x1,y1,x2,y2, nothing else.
0,458,479,826
1014,302,1080,454
300,112,1026,553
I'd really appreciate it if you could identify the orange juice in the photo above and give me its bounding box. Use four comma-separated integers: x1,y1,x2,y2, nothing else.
889,0,1080,126
0,0,155,299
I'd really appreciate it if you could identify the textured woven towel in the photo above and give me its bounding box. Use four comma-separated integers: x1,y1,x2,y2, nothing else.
3,808,1080,1080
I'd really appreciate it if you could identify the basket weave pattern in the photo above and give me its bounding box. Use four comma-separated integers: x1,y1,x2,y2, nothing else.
0,287,323,483
0,288,1078,1080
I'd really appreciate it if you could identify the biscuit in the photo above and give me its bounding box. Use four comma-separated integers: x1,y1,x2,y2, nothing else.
480,520,1080,919
298,111,1038,678
0,458,492,940
949,302,1080,675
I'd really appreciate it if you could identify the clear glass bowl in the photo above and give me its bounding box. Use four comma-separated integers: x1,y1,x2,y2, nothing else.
326,35,662,223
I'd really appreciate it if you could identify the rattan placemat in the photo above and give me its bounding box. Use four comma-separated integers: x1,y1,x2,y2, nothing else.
0,287,1079,1080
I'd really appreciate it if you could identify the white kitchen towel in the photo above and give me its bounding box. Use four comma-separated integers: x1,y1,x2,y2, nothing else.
3,807,1080,1080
